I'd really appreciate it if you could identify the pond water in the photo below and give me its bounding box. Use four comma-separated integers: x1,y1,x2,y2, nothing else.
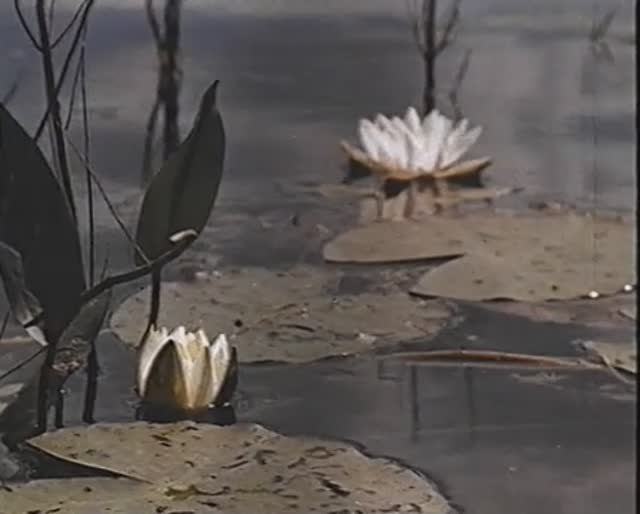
2,304,634,514
0,0,635,220
0,1,636,513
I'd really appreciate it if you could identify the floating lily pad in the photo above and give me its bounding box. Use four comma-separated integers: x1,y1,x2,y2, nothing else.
577,340,637,374
111,267,453,363
324,211,634,301
480,294,636,328
0,422,451,514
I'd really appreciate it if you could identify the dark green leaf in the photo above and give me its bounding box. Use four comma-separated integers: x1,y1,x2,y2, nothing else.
135,80,226,264
0,103,85,342
0,290,110,445
0,241,46,346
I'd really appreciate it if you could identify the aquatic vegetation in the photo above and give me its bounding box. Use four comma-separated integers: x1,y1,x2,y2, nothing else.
324,210,635,302
135,79,226,344
341,107,503,219
111,267,454,363
0,75,225,436
0,422,451,513
138,326,237,411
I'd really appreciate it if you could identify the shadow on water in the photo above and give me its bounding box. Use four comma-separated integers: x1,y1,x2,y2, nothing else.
13,305,631,514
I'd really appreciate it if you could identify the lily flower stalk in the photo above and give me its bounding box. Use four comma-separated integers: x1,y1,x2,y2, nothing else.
137,326,237,412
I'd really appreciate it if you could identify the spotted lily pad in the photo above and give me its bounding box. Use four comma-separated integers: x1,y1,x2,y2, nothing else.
0,422,451,514
111,267,454,363
324,211,634,301
411,213,634,301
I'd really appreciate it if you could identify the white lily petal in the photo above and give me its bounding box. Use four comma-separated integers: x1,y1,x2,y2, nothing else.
358,119,381,160
421,109,440,136
374,114,389,130
169,325,187,344
441,125,482,168
404,107,422,134
137,326,170,397
419,111,448,171
207,334,232,404
177,330,214,408
377,131,396,165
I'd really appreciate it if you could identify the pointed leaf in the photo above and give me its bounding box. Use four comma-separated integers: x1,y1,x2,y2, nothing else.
135,80,226,264
52,289,111,380
0,291,110,444
0,103,85,342
0,241,46,345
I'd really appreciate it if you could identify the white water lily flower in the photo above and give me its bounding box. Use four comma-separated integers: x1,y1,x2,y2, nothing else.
356,107,482,175
137,326,235,411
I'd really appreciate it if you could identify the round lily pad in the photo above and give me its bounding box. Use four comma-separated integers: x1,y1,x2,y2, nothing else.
324,211,634,301
0,421,452,514
110,266,454,363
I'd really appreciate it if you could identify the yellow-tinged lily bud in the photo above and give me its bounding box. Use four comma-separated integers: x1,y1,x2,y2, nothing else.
137,326,236,411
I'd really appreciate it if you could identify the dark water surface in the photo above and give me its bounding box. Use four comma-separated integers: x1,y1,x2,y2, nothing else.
35,306,632,514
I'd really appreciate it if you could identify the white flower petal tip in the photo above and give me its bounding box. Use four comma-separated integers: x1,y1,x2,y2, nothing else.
354,108,484,176
137,326,237,412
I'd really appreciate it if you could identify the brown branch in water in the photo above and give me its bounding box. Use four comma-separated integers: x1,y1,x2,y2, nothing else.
146,0,162,44
388,349,600,368
142,97,161,181
64,134,152,265
448,48,471,122
160,0,182,160
35,0,76,221
434,0,460,55
142,0,183,183
34,0,96,141
410,0,462,115
13,0,42,50
51,0,90,49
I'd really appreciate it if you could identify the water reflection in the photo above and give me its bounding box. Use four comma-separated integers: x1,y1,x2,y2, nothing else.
0,0,633,213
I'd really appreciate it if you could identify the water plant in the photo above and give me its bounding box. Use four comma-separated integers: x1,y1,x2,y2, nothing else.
0,1,226,442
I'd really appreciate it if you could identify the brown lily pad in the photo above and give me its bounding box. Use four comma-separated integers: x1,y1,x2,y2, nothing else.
324,211,634,301
576,340,637,375
111,266,454,363
0,422,451,514
478,293,636,328
411,213,634,301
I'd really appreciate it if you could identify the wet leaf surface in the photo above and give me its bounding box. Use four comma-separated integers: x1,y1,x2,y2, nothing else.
0,421,451,514
111,266,456,362
135,81,225,264
0,292,110,444
325,210,634,301
0,103,85,341
575,339,636,375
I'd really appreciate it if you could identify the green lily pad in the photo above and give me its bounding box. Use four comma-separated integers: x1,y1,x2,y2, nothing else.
0,422,451,514
111,266,454,363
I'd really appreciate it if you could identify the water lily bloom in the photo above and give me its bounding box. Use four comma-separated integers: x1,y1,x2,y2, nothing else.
137,326,237,411
357,107,482,176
